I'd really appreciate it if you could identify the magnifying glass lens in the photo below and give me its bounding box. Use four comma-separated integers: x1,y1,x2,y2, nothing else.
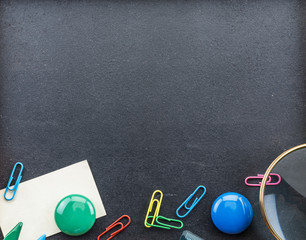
263,147,306,240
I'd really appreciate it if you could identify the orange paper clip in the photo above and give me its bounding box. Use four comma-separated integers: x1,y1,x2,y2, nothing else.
97,215,131,240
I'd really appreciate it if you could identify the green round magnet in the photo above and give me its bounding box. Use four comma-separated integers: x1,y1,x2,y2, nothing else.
54,194,96,236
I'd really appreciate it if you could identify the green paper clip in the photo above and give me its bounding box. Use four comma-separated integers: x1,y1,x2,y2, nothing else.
4,222,23,240
146,216,183,230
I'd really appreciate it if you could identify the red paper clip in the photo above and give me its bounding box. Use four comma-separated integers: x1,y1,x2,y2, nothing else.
245,173,281,187
97,215,131,240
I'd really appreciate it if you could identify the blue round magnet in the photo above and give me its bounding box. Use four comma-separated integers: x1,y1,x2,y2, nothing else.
211,192,253,234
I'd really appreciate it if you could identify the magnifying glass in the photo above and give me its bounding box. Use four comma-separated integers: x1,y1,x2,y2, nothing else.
259,144,306,240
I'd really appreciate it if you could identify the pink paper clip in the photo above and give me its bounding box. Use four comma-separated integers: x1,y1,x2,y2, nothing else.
245,173,281,187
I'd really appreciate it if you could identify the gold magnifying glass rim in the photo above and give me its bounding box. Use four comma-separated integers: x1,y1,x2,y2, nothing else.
259,143,306,240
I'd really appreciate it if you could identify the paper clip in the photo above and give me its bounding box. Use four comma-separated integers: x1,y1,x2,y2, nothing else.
144,190,163,228
146,216,183,230
4,162,24,201
176,185,206,218
97,215,131,240
245,173,281,187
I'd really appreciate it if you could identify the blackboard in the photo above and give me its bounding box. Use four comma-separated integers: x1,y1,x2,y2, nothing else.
0,0,305,239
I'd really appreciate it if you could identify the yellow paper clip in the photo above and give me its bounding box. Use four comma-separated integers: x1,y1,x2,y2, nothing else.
144,190,163,228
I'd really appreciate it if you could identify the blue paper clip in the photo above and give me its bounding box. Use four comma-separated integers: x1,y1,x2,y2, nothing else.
4,162,24,201
176,185,206,218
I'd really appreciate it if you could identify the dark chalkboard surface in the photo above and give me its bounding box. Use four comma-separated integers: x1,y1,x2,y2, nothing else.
0,0,305,239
